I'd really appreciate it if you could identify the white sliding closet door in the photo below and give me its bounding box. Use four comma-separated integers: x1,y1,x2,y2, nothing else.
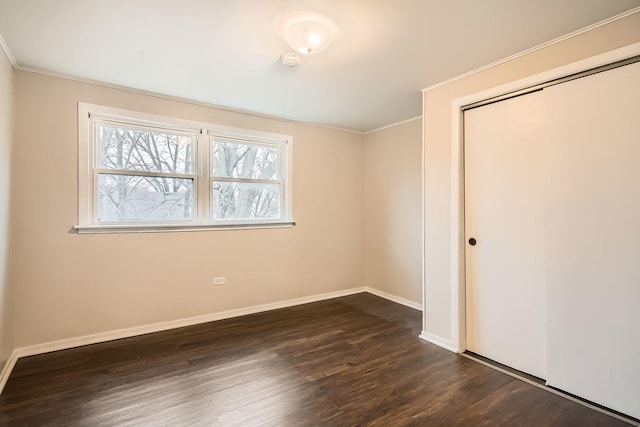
544,61,640,419
464,91,547,379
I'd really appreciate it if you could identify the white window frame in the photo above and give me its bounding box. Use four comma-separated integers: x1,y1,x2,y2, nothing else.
76,103,294,233
208,127,292,226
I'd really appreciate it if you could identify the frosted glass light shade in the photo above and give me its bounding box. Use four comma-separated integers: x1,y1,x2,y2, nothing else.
280,12,338,55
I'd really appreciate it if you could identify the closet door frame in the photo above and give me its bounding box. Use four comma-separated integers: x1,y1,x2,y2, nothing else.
446,42,640,353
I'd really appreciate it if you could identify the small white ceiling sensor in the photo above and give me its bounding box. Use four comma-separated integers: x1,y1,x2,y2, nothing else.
281,52,302,67
279,11,339,55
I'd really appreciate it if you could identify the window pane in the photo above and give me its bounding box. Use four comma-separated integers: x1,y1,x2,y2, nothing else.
98,174,193,221
212,140,279,179
212,181,280,219
99,124,194,174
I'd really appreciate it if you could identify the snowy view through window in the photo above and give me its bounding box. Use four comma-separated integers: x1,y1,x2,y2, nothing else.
212,140,281,220
96,123,284,223
98,124,194,221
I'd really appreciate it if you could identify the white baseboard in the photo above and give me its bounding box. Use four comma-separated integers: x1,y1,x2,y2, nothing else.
16,287,368,358
0,350,19,395
2,286,422,394
419,331,459,353
365,287,422,310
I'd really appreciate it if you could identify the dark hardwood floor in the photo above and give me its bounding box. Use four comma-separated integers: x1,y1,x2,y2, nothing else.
0,293,632,426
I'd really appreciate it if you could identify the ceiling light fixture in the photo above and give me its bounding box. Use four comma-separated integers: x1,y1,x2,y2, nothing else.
279,11,339,60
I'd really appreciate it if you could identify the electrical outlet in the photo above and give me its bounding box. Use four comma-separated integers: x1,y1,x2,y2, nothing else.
213,277,226,286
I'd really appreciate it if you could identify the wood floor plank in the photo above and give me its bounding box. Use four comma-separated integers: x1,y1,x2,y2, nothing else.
0,293,633,426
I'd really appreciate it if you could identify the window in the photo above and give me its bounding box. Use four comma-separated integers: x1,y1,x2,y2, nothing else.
77,103,293,232
96,122,196,222
210,137,283,221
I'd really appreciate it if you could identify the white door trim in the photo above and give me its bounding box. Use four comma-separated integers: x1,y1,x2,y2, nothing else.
448,41,640,353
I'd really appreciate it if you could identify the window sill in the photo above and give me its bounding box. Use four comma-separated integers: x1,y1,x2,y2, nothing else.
73,221,296,234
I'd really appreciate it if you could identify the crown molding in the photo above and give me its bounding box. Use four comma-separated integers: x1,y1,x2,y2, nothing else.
15,64,365,135
364,116,421,135
0,33,17,68
422,6,640,93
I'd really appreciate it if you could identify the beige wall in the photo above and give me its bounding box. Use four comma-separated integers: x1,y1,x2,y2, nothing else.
363,119,422,304
0,47,14,368
11,71,365,348
422,13,640,343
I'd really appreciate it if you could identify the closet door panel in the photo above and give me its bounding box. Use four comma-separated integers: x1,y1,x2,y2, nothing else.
464,91,546,379
544,61,640,419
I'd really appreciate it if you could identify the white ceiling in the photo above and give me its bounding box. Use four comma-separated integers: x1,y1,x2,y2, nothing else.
1,1,638,132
